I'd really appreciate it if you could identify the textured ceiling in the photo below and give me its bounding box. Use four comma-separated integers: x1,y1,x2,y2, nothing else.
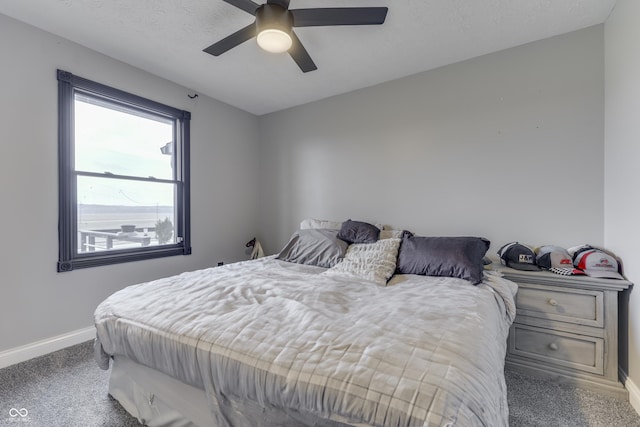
0,0,616,115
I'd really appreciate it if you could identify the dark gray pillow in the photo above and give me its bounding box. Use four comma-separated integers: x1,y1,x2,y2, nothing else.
396,236,490,285
277,229,349,268
337,219,380,244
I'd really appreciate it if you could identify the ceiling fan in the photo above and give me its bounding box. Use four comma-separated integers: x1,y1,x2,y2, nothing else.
204,0,388,73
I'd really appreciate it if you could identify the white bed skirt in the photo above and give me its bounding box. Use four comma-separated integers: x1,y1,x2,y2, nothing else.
109,356,211,426
109,356,354,427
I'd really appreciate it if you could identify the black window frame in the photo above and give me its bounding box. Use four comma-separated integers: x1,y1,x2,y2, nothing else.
57,69,191,272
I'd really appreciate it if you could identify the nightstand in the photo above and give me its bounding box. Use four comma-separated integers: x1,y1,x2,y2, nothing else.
499,267,631,399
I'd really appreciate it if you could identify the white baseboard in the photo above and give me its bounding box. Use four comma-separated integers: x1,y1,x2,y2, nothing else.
620,368,640,416
0,326,96,369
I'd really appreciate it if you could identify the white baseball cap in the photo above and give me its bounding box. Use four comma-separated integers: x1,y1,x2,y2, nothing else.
574,249,623,280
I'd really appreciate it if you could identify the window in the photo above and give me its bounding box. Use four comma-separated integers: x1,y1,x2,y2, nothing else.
57,70,191,271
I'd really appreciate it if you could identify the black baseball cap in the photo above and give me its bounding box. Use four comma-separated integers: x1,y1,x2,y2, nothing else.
497,242,540,271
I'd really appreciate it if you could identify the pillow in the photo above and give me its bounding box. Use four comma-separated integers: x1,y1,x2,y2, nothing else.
300,218,344,231
380,229,414,239
380,229,403,239
337,219,380,244
396,236,490,285
300,218,384,231
277,229,348,268
323,238,401,286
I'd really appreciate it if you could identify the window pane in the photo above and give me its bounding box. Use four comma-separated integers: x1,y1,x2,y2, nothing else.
58,70,190,271
74,95,174,180
77,175,177,254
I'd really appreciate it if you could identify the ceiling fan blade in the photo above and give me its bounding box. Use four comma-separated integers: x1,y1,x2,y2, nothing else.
266,0,290,9
289,31,317,73
223,0,261,15
291,7,388,27
203,24,257,56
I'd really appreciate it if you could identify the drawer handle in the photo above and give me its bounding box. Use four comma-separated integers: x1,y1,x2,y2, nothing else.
548,299,558,306
549,342,559,351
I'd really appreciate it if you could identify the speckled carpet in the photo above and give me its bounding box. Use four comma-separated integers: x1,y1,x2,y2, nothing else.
506,369,640,427
1,341,639,426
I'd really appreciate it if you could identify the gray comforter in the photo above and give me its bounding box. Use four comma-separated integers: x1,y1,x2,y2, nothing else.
94,257,517,427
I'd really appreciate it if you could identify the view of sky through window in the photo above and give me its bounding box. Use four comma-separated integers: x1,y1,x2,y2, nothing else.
74,97,176,240
74,97,175,205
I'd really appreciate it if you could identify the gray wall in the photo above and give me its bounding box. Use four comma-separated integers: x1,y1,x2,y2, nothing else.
605,0,640,409
4,11,631,397
0,14,261,352
258,26,605,257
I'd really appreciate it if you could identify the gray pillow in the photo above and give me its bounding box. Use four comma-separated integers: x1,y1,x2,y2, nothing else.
337,219,380,244
396,236,490,285
277,229,349,268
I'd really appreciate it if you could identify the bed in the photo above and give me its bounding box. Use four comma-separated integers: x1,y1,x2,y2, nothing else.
94,223,517,427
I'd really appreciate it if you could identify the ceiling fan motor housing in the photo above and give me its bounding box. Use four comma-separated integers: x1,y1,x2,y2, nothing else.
256,3,293,35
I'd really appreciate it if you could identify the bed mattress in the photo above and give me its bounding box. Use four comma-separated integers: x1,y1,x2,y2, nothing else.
94,256,516,426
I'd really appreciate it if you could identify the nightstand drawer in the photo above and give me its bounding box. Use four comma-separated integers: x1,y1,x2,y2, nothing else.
509,324,604,375
515,285,603,328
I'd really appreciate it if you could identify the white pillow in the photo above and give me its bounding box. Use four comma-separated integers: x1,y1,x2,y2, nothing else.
322,238,401,286
379,229,404,239
300,218,344,230
300,218,383,231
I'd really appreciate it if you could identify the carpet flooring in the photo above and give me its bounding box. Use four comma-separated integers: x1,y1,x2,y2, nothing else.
1,340,639,426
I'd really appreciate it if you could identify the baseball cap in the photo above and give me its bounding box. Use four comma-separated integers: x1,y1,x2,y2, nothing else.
574,249,624,280
536,245,585,276
497,242,540,271
567,244,596,260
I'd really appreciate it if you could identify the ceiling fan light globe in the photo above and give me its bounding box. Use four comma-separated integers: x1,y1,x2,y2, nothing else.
257,29,292,53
